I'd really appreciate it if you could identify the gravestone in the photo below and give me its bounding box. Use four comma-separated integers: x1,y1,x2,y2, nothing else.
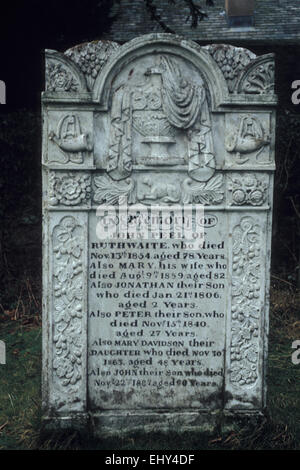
42,35,276,435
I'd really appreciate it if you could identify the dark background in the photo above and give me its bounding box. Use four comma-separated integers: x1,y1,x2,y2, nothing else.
0,0,113,109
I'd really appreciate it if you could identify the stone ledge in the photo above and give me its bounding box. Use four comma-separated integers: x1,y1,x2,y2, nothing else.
42,410,266,438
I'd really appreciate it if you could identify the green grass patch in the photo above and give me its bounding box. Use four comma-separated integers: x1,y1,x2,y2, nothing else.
0,321,42,449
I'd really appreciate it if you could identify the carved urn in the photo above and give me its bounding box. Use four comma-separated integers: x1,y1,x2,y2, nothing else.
132,72,179,165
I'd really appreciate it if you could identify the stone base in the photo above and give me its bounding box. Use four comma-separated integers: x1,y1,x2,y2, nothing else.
42,409,265,438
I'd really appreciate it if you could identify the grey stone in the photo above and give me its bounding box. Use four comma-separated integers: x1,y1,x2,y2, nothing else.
0,341,5,365
42,34,276,436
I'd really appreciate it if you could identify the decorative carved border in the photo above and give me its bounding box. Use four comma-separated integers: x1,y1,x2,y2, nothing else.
52,216,85,408
230,216,261,387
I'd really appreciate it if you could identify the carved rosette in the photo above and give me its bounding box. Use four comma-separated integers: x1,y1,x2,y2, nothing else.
107,54,215,182
230,216,261,387
46,61,79,92
228,174,268,206
49,172,91,206
65,41,120,91
52,216,84,405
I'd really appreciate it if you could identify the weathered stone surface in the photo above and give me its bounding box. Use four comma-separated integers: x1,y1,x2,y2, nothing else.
65,41,120,92
42,34,276,436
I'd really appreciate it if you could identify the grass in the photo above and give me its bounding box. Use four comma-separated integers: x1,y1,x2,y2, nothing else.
0,320,41,450
0,283,300,450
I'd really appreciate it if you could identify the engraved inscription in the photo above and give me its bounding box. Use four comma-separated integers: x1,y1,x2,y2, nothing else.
88,212,228,409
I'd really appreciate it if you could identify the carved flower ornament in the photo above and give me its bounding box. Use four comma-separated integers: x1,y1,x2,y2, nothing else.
50,173,91,206
229,174,267,207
